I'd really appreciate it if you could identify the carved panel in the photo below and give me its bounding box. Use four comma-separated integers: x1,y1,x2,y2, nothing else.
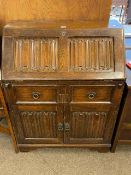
14,38,58,72
71,112,107,138
18,111,57,138
68,37,114,72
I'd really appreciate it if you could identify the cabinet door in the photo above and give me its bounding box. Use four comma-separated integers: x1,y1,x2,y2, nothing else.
12,105,63,144
64,84,120,144
6,83,64,144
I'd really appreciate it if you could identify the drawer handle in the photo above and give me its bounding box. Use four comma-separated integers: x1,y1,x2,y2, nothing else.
32,92,40,100
87,92,96,99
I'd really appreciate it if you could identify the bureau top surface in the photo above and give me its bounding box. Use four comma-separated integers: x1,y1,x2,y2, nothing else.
2,23,125,81
4,20,111,31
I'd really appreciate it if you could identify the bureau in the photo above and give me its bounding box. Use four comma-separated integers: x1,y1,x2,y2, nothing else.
2,22,125,152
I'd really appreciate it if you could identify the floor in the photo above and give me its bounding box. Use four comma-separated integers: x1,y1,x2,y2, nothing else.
0,134,131,175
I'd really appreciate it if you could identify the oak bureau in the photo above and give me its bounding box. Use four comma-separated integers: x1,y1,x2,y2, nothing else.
2,21,125,152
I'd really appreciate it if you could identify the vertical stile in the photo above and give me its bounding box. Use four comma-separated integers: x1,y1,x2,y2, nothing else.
34,39,40,70
75,40,78,71
55,39,58,71
109,39,114,71
85,40,89,70
30,39,35,70
48,39,51,70
106,39,110,70
92,39,96,70
104,39,107,70
90,39,94,70
88,39,91,70
99,39,104,70
14,39,19,71
95,39,99,70
19,39,22,71
51,40,55,71
40,39,45,71
70,40,74,70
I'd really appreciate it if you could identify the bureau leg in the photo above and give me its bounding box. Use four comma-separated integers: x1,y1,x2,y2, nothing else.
19,147,37,152
19,147,30,152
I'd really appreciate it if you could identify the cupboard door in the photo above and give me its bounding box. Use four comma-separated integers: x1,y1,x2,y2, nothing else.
12,105,63,144
64,84,119,144
64,104,117,144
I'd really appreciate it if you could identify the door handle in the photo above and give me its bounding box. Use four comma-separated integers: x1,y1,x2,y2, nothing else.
57,123,64,131
64,123,70,132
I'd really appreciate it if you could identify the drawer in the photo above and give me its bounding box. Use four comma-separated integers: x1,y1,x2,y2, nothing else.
71,85,115,102
13,85,58,103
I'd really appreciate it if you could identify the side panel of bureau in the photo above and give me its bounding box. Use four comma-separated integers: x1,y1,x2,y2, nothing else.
118,87,131,144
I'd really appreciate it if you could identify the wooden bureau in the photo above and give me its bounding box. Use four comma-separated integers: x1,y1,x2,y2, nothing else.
2,22,125,152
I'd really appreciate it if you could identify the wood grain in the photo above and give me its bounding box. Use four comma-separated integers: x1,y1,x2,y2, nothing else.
2,26,125,80
0,0,112,33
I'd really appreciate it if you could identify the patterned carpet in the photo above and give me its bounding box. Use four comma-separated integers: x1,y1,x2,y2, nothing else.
0,133,131,175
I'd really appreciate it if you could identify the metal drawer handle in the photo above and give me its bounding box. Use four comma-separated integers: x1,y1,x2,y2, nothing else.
87,92,96,99
32,92,40,100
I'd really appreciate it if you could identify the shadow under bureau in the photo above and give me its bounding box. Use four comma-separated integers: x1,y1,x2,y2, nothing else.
2,22,125,152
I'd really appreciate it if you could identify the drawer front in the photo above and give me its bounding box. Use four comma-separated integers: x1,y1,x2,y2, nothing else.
13,85,58,103
71,85,115,103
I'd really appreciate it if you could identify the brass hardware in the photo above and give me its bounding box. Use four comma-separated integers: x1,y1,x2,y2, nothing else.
64,123,70,132
32,92,40,100
57,123,64,131
87,92,96,99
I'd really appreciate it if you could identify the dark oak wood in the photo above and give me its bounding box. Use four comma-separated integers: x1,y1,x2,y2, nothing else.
2,22,125,152
3,80,125,152
2,24,125,80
